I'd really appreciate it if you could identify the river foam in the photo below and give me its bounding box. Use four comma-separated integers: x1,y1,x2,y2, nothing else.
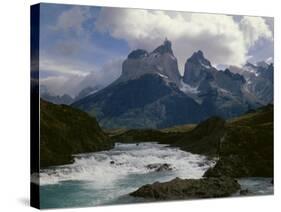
40,142,215,186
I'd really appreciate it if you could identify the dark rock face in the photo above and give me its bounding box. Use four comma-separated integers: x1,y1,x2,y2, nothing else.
130,177,240,200
73,74,205,129
183,50,213,87
120,39,181,85
40,99,113,168
128,49,148,59
248,63,273,104
72,41,273,129
229,62,273,104
214,69,246,95
182,52,263,120
152,39,173,55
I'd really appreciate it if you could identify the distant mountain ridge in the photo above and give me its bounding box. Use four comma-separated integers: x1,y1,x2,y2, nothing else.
229,62,273,104
72,39,273,129
41,86,100,105
116,38,181,86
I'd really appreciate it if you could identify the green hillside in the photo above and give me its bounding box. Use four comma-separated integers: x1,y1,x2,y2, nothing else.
205,104,273,177
40,99,113,168
111,105,273,177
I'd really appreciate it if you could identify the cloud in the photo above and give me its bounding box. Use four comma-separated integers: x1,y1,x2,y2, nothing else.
40,55,92,76
239,16,273,47
39,55,90,96
95,8,273,71
78,59,122,89
52,6,90,35
40,75,84,97
40,56,123,97
39,6,273,97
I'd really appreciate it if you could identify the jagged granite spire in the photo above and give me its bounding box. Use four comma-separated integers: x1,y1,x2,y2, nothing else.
120,38,181,85
187,50,211,67
183,50,213,86
128,49,148,59
152,38,174,55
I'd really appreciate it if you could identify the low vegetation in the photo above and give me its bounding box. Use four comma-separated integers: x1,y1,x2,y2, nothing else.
40,99,113,168
111,104,273,178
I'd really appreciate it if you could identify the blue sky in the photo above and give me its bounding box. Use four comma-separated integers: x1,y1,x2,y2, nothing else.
39,4,128,73
38,3,274,96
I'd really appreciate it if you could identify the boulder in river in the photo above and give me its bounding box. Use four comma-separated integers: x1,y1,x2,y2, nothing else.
240,189,249,195
146,163,173,172
130,177,240,200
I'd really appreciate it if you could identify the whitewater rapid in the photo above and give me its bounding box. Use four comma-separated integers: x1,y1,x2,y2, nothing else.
40,142,215,186
39,142,216,208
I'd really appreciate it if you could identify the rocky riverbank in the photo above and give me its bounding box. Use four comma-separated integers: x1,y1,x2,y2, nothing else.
120,105,273,200
130,177,240,200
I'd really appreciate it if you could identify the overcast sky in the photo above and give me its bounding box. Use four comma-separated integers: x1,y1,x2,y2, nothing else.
38,3,274,97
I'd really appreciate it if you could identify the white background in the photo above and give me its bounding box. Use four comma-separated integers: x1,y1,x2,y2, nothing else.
0,0,279,211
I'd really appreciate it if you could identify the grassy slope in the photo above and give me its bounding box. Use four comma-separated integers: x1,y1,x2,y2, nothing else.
205,104,273,177
40,98,273,177
167,117,225,156
111,105,273,177
160,124,196,133
40,99,113,168
111,117,226,157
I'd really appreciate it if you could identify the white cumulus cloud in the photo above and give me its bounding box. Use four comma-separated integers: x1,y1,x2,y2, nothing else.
240,16,273,47
52,6,90,34
40,56,123,97
95,8,273,71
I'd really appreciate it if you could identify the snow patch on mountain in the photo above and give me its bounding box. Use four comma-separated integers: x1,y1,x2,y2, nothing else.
157,72,168,79
180,80,199,94
200,62,211,69
118,39,181,85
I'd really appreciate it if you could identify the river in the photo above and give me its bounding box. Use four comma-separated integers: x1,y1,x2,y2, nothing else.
39,142,272,209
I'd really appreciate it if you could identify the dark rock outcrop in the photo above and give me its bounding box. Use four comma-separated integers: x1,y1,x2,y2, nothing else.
120,39,181,85
146,163,173,172
229,62,273,104
130,177,240,200
183,50,213,87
